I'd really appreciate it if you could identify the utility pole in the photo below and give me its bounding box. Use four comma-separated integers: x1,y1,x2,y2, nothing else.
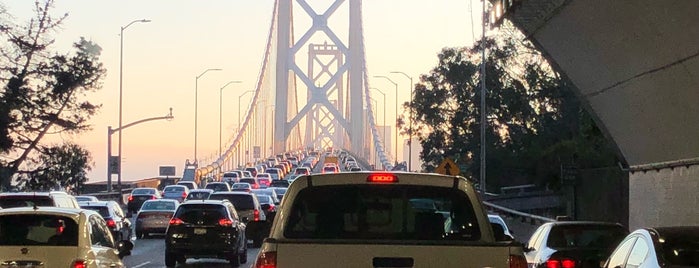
480,0,488,193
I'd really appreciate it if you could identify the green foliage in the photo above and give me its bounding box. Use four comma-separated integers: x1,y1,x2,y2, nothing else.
405,28,620,191
18,143,92,193
0,0,104,190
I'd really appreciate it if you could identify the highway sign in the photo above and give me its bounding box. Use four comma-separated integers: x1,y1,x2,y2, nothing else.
108,156,120,175
435,158,460,175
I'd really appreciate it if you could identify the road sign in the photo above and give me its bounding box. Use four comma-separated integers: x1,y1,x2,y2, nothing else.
108,156,120,175
253,146,261,159
435,158,460,175
159,166,176,176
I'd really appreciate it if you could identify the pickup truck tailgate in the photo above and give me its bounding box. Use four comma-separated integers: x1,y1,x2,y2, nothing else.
274,242,512,267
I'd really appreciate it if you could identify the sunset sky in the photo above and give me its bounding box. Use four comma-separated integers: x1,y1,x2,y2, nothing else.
4,0,483,182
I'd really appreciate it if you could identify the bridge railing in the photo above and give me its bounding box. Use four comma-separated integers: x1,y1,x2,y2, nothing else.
483,200,556,225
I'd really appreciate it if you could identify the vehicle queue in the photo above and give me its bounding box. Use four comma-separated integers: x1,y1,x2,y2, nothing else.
0,149,696,267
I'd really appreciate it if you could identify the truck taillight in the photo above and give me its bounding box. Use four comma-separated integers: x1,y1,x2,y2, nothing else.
546,258,575,268
255,251,276,268
509,255,528,268
367,173,398,183
72,260,86,268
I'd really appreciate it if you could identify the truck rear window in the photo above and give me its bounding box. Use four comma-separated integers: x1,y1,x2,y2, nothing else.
284,185,481,241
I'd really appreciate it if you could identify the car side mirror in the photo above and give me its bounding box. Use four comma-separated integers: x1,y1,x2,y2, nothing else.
117,240,134,259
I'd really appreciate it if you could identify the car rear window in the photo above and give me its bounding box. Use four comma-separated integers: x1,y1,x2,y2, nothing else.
547,224,627,249
206,183,228,191
80,206,110,217
209,194,255,210
186,191,211,200
164,186,185,193
175,204,227,225
142,201,176,211
0,215,78,246
0,196,54,208
257,195,272,204
284,185,481,241
240,179,256,185
132,188,155,195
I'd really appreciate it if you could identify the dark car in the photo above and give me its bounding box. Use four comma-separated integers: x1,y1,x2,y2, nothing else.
79,200,132,242
244,167,258,177
165,200,247,267
205,182,231,192
127,187,161,214
208,192,268,247
603,226,699,268
524,221,628,268
269,179,290,188
239,178,261,189
254,194,277,221
251,189,280,205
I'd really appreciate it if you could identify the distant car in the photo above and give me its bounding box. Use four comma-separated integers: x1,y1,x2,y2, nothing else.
0,207,133,267
165,200,247,266
135,199,179,239
205,182,231,192
269,179,290,188
349,166,362,172
603,226,699,268
267,187,287,201
239,178,261,189
255,194,277,220
251,189,281,205
294,167,311,176
161,185,189,203
127,187,161,214
79,200,133,242
0,192,80,209
185,189,214,201
176,181,198,190
524,221,628,268
75,195,99,202
208,191,267,247
256,173,272,188
322,165,339,174
231,182,253,192
487,214,514,240
244,167,259,177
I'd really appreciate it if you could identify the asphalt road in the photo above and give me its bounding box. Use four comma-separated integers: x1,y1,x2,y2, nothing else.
123,234,260,268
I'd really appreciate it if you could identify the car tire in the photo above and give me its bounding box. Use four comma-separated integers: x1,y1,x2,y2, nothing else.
239,244,248,264
165,251,176,267
229,253,241,267
136,231,143,239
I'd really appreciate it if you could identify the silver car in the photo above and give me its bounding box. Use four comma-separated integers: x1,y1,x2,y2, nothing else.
135,199,179,239
161,185,189,203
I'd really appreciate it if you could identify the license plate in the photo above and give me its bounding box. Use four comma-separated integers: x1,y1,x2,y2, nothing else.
194,228,207,235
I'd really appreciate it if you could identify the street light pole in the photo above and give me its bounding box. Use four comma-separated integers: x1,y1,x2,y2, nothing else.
219,81,242,157
370,87,387,157
194,68,222,164
374,75,399,165
480,0,488,193
238,90,254,167
108,108,174,197
390,71,414,172
116,19,150,193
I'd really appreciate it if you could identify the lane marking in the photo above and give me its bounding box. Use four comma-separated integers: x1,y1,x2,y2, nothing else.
131,261,151,268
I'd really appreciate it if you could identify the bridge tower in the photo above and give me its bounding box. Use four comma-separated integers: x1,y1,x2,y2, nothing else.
274,0,366,155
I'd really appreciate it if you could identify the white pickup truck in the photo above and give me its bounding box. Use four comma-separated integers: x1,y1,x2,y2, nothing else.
254,172,527,268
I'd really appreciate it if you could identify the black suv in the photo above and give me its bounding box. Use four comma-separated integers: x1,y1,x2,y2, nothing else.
165,200,247,267
78,200,132,242
208,191,268,247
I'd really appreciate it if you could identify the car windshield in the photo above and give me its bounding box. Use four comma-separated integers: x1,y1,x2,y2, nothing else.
546,224,627,249
175,204,227,225
142,201,177,211
80,206,110,217
0,215,78,246
0,196,53,208
209,194,255,210
284,185,481,241
132,189,155,195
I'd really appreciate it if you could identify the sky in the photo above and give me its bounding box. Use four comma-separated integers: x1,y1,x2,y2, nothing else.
4,0,484,182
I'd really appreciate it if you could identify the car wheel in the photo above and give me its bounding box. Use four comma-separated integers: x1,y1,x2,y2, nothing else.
229,253,241,267
240,244,248,264
165,251,176,267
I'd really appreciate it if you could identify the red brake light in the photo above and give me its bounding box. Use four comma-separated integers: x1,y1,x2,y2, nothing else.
169,218,184,226
367,173,398,183
182,192,188,198
268,204,275,212
254,209,260,221
151,195,157,200
509,255,528,268
128,196,133,202
561,259,576,268
72,260,86,268
106,219,116,228
546,259,576,268
219,218,234,227
255,251,277,268
546,260,560,268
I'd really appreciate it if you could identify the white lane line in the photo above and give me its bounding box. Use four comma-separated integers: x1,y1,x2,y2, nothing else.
131,261,151,268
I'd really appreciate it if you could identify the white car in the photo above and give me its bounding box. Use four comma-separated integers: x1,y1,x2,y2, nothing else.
0,207,133,267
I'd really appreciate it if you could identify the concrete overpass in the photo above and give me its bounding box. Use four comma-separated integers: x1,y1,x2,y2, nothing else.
500,0,699,228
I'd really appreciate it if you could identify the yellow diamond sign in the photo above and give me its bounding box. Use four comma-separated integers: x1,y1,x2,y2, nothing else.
435,158,460,175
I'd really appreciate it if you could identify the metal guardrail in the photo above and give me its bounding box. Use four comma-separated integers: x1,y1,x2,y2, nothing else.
483,200,556,224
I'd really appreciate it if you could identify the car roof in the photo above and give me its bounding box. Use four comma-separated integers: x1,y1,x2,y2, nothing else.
210,191,253,196
0,206,96,220
189,189,214,193
0,191,68,197
77,201,115,206
181,199,230,205
144,199,179,203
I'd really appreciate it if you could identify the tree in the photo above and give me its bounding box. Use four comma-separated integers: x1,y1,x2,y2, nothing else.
17,143,92,193
404,25,620,191
0,0,105,190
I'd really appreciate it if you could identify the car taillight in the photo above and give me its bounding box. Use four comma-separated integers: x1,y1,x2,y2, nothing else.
367,173,398,183
106,219,116,228
255,251,277,268
509,255,528,268
219,218,233,227
267,204,275,212
182,192,188,198
254,209,260,221
169,218,184,226
128,195,133,202
546,259,576,268
151,195,157,200
72,260,86,268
